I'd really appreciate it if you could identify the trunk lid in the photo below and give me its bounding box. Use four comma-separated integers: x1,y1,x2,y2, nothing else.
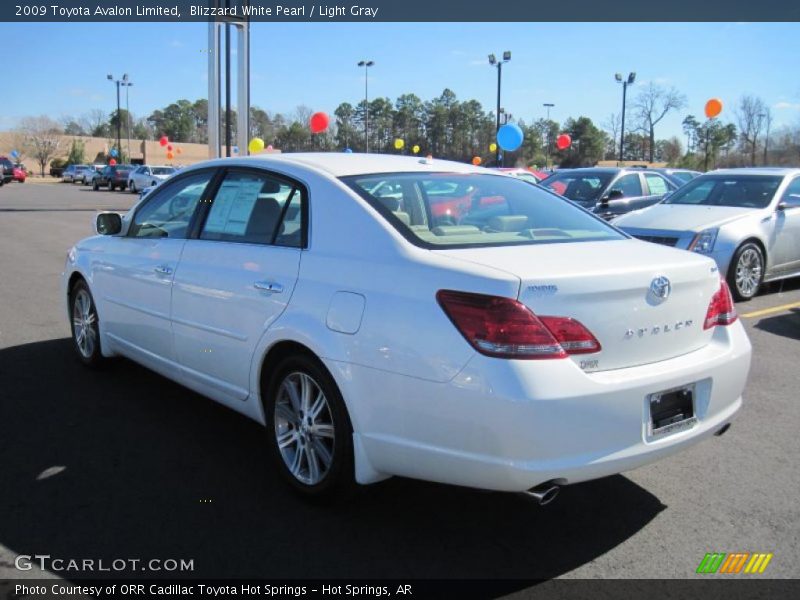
436,239,721,372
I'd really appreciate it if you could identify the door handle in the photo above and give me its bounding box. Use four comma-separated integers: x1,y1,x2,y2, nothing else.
254,281,283,293
154,265,173,275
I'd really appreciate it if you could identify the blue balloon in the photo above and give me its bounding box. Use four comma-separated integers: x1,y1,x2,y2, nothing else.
497,123,524,152
232,145,239,154
344,148,353,153
11,150,18,158
110,149,118,157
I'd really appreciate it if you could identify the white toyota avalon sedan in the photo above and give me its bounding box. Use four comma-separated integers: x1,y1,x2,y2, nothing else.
62,154,751,502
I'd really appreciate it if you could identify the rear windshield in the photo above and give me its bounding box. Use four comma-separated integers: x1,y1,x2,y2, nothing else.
342,172,625,249
664,175,782,208
152,167,175,175
539,171,614,206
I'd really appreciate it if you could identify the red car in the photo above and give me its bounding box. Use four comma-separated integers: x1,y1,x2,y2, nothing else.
493,167,548,185
12,165,26,183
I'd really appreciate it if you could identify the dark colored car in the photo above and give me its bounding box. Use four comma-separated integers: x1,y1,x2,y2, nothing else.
539,167,678,220
92,165,134,191
0,156,14,185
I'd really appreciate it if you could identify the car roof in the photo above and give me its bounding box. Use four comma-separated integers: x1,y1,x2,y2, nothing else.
182,153,486,178
548,167,622,175
705,167,800,177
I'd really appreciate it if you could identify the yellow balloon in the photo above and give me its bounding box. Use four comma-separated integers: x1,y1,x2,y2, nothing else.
394,138,405,150
248,137,265,154
412,145,420,154
489,143,497,153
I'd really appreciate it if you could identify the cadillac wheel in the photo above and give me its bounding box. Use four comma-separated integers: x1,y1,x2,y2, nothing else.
730,242,764,301
264,354,354,498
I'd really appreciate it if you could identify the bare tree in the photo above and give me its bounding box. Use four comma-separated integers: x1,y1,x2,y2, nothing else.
81,109,108,137
633,83,687,162
19,116,62,176
735,95,767,166
602,112,621,158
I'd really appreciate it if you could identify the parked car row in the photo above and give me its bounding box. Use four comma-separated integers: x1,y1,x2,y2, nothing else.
58,163,177,192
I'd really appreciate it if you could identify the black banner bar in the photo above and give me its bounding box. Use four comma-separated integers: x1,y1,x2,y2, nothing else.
2,579,800,600
2,0,800,22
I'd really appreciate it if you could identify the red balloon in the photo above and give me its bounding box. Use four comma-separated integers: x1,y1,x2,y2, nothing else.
159,136,169,147
309,112,330,134
108,158,117,166
167,144,173,152
556,134,572,150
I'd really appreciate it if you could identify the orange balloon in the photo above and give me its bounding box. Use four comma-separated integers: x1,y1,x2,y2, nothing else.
166,151,174,160
176,147,182,154
705,98,723,119
472,156,482,166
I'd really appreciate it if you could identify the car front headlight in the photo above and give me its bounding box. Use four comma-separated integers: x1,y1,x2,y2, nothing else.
688,228,718,253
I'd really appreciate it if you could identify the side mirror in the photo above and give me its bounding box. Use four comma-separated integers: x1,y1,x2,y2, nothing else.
95,212,122,235
777,196,800,211
601,189,624,205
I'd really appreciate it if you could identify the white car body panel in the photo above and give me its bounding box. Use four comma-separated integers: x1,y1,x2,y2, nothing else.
62,154,752,493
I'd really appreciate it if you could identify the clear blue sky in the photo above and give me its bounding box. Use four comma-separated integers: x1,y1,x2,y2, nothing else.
2,22,799,141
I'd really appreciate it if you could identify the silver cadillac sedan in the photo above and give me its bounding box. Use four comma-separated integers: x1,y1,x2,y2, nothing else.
614,168,800,300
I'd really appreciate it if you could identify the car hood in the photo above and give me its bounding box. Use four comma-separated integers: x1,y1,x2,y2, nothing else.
613,204,758,232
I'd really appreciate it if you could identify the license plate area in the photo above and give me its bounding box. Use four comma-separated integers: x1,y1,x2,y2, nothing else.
648,384,697,437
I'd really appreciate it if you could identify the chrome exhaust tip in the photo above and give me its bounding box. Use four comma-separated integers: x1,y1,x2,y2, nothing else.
715,423,731,437
524,482,560,505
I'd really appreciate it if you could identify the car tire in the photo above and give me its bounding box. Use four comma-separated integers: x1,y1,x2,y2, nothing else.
130,181,137,193
69,280,105,368
108,182,115,192
263,353,355,500
728,242,764,301
92,180,99,191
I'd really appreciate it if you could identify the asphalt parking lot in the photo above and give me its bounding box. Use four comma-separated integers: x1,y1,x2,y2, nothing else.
0,181,798,585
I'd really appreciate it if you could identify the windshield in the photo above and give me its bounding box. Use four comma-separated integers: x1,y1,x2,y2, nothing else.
342,172,625,249
664,175,782,208
539,172,614,205
152,167,175,175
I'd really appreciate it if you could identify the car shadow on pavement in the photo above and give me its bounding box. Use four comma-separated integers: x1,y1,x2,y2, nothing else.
754,308,800,341
0,338,665,582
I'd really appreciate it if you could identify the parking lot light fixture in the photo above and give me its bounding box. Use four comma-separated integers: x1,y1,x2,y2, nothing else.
543,103,555,168
107,74,125,163
357,60,374,153
489,51,511,165
616,71,636,163
121,77,134,163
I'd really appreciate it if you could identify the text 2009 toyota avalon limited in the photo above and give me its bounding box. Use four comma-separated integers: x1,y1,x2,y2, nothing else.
62,154,751,502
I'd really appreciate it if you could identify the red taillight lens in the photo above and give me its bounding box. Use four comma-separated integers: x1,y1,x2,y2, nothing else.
539,316,602,355
436,290,600,360
704,279,738,330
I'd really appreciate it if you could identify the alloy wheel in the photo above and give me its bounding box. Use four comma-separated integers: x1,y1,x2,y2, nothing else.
72,289,97,358
273,371,336,486
735,247,762,298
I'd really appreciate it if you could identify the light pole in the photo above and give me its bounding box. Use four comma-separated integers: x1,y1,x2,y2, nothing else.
357,60,374,152
759,112,771,166
121,78,133,161
615,72,636,164
543,102,554,168
489,51,511,166
107,73,128,162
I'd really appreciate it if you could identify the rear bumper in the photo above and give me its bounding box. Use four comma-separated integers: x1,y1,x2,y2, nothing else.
332,321,751,491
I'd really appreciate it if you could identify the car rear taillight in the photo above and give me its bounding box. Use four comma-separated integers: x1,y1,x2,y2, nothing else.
704,279,737,330
436,290,600,360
